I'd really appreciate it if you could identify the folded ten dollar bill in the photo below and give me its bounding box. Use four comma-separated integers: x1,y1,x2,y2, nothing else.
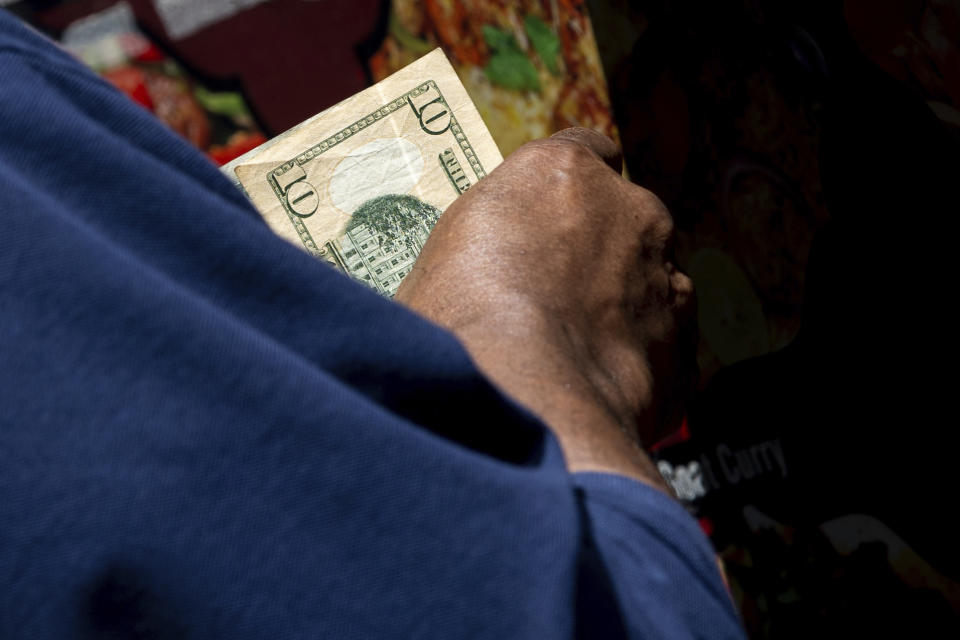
222,49,503,297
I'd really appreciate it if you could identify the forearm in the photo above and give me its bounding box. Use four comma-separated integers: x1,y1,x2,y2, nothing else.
468,339,672,494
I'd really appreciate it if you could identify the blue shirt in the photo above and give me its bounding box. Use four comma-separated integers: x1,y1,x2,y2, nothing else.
0,10,744,638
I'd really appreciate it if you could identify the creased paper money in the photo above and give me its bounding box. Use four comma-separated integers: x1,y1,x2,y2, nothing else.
223,49,502,297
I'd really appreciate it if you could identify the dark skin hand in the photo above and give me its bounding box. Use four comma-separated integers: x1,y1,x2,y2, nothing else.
396,128,696,493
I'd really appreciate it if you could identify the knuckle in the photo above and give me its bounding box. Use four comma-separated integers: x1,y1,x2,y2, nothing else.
505,141,549,169
551,137,593,160
655,215,676,243
533,139,594,178
670,271,696,316
634,197,674,241
674,271,694,298
511,138,550,157
646,193,673,227
506,139,591,183
514,139,595,196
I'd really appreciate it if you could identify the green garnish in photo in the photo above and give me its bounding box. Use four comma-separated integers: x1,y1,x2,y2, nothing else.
523,15,561,75
193,87,250,119
482,25,540,92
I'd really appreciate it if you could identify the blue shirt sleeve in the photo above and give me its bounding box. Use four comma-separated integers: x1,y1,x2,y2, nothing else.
573,473,745,639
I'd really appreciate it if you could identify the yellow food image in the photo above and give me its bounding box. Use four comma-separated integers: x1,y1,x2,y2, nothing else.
370,0,619,156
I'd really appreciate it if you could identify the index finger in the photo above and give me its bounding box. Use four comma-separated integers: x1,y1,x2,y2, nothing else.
549,127,623,174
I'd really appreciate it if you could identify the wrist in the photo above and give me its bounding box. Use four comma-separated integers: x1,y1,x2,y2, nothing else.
426,302,671,493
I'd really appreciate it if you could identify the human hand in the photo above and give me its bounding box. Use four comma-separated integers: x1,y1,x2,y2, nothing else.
395,128,696,490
